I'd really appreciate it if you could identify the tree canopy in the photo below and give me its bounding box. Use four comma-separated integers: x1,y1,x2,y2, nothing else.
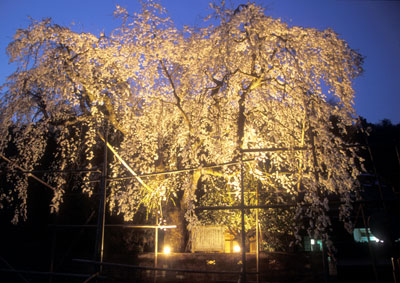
0,1,363,248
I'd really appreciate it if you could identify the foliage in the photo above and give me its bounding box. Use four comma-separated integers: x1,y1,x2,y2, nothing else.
0,1,363,248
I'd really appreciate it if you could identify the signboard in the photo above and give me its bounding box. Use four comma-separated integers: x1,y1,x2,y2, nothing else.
191,225,225,252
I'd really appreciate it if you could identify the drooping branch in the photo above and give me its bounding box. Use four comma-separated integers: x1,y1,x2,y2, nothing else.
0,154,56,192
160,60,192,135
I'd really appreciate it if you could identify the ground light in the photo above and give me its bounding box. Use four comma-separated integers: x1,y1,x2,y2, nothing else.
233,245,241,253
163,245,171,254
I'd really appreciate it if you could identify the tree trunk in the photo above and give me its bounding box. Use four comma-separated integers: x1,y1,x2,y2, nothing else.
163,204,187,252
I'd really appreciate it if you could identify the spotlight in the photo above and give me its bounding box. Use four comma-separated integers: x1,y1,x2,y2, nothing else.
163,245,171,254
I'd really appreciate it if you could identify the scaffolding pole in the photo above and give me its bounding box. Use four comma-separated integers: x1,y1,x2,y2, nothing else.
154,217,159,283
256,183,260,283
93,124,108,274
240,155,247,282
360,203,379,283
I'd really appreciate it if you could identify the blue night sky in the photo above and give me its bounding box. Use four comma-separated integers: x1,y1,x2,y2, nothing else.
0,0,399,124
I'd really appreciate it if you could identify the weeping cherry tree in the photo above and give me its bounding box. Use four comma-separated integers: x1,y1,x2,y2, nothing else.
0,1,363,251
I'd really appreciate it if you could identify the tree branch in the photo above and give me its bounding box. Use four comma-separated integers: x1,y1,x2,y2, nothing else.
160,60,192,134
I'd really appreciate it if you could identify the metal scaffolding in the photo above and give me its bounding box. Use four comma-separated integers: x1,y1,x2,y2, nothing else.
1,124,399,283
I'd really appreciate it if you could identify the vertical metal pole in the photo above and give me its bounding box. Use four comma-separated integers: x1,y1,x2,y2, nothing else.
364,135,387,211
49,229,56,283
94,123,108,273
391,257,399,283
256,184,259,283
395,145,400,168
154,216,158,283
360,204,379,282
240,157,247,282
155,226,158,267
395,146,400,182
321,243,329,283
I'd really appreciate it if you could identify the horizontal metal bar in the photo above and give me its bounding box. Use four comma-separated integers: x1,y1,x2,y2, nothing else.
0,269,105,279
105,224,177,229
197,199,395,211
23,169,101,174
74,259,243,274
0,256,29,283
106,143,365,180
107,158,255,181
4,169,101,174
242,144,369,153
242,146,308,153
197,203,301,211
49,224,177,229
343,144,367,148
